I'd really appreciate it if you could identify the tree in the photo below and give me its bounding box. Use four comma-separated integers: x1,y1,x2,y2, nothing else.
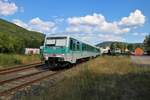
117,42,126,53
127,44,134,51
110,42,117,51
0,19,45,54
144,34,150,54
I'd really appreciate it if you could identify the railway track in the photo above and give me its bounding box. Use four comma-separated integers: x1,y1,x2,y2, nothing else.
0,59,93,98
0,69,58,97
0,62,44,75
0,62,52,97
0,60,91,98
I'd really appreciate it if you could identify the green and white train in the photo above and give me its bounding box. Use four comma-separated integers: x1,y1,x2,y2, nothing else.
41,35,100,68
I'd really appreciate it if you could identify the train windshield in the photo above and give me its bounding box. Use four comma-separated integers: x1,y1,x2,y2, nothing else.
45,37,67,47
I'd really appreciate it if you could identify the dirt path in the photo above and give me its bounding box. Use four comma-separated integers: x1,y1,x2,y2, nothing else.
131,56,150,65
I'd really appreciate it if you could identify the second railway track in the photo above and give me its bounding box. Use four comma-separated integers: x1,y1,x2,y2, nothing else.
0,62,44,75
0,68,59,97
0,62,48,97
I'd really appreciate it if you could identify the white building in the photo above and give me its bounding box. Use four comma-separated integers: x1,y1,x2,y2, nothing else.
25,48,40,55
114,49,121,53
100,46,110,54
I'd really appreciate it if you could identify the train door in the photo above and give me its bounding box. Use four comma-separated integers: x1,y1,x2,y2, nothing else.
70,38,76,63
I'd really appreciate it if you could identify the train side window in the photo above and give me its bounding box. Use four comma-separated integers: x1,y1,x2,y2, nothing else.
82,44,85,51
70,39,73,50
73,40,76,51
70,39,76,51
85,44,87,51
77,41,80,51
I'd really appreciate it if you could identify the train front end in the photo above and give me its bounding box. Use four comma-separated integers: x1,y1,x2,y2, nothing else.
42,36,69,68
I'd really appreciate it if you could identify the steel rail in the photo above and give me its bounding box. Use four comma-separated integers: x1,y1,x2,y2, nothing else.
0,70,47,85
0,62,43,72
0,63,44,75
0,71,59,96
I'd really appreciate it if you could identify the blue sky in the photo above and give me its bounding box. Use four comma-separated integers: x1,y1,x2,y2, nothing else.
0,0,149,44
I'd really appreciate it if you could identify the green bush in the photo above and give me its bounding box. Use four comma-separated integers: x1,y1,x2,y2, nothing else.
0,54,41,68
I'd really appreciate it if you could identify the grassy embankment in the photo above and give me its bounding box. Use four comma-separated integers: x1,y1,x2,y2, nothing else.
0,54,41,69
21,56,150,100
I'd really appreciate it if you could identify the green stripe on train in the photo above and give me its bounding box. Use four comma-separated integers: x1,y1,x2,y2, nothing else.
43,47,69,54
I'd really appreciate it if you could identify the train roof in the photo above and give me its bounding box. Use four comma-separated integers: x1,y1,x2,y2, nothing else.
46,34,99,49
46,34,69,38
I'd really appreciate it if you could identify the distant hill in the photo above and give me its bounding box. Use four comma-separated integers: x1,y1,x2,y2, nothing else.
96,41,143,47
96,41,114,47
96,41,144,52
0,18,45,53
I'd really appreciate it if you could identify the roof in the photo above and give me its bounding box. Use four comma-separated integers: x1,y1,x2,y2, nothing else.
46,34,99,49
46,34,69,38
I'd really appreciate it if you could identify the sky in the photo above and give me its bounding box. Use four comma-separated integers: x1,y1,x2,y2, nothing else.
0,0,149,44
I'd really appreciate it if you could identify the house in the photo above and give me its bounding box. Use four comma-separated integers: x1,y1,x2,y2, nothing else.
25,48,40,55
114,48,121,53
100,46,110,54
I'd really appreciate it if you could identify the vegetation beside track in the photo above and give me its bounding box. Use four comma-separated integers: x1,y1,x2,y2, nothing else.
0,54,41,68
20,56,150,100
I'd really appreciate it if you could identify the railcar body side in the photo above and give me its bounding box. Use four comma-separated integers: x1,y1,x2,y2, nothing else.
42,35,100,67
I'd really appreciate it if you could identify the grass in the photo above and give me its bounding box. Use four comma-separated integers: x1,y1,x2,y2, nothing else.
0,53,41,68
21,56,150,100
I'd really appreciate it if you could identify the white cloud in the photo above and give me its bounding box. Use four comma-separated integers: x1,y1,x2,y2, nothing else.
13,18,56,33
0,0,18,16
68,33,125,45
13,19,28,28
65,10,146,43
68,13,105,26
66,13,130,34
66,9,146,36
119,9,145,26
95,22,130,34
29,17,55,32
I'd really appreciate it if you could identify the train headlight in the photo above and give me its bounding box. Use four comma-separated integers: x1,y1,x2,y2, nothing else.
61,54,64,56
45,56,48,60
44,54,49,60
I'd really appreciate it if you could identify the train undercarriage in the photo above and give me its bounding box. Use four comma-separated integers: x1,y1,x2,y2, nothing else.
44,56,95,69
44,57,72,69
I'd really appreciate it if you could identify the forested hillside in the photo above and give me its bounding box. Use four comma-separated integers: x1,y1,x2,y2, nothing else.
0,18,45,53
